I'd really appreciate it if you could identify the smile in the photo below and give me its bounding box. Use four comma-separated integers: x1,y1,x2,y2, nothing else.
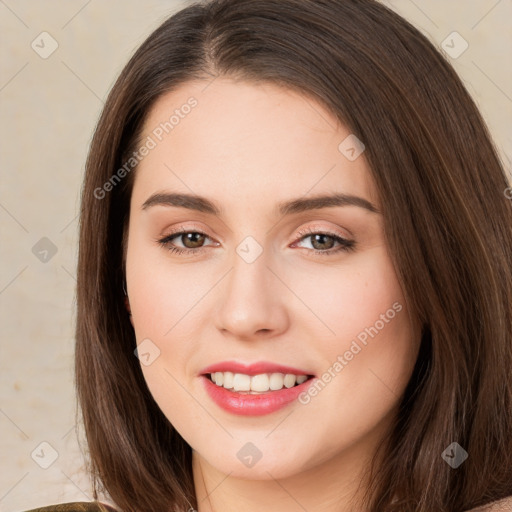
199,362,315,416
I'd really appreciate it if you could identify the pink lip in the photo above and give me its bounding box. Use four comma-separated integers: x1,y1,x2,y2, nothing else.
199,361,316,416
201,374,315,416
200,360,314,376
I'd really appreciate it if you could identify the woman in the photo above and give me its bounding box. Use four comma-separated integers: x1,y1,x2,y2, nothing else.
27,0,512,511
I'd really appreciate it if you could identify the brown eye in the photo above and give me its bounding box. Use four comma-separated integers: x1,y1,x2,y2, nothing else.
179,232,207,249
309,233,336,251
293,228,356,256
157,229,214,255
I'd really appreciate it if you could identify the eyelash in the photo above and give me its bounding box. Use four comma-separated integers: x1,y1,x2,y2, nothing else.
156,226,356,257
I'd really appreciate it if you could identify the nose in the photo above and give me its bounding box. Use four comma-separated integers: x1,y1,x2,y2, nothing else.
214,245,290,341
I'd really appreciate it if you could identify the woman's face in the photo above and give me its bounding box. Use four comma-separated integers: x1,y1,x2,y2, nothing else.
125,77,419,483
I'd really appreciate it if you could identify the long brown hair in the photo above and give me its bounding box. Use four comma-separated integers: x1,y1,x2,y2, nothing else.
75,1,512,510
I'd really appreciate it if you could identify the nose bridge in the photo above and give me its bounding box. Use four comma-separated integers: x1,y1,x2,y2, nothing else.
228,234,273,302
214,233,288,337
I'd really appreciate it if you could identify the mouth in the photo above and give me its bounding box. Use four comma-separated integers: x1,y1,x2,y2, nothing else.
199,364,317,416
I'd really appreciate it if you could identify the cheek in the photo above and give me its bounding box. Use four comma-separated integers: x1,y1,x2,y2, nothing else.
295,247,416,417
126,241,209,438
287,245,409,353
126,231,211,340
125,229,207,417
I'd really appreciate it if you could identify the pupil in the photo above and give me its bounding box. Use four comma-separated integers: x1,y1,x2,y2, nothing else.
184,232,204,248
313,234,333,250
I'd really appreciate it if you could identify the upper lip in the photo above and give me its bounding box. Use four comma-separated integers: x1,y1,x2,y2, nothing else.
200,360,315,377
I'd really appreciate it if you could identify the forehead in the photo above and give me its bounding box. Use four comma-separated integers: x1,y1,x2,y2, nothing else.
132,78,378,211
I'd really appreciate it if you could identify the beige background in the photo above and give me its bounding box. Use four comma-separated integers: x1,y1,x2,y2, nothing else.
0,1,511,511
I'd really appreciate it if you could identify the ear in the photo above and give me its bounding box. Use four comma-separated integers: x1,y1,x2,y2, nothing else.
124,295,133,326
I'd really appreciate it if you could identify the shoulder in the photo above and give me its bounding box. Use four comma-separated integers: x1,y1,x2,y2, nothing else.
23,502,117,512
466,496,512,511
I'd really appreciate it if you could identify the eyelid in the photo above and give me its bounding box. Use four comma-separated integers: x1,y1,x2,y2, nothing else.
161,222,215,239
159,222,350,244
295,222,352,240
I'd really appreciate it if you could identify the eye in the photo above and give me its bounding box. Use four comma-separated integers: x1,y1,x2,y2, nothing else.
156,226,356,256
292,227,356,255
157,227,217,256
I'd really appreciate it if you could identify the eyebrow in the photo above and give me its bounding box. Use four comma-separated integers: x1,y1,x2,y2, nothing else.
141,191,380,215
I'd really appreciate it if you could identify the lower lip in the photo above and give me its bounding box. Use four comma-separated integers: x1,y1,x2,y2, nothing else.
201,375,315,416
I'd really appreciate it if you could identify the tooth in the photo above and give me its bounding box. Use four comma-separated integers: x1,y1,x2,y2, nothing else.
283,374,296,388
233,373,251,391
209,371,309,392
250,374,270,392
223,371,234,389
269,372,285,390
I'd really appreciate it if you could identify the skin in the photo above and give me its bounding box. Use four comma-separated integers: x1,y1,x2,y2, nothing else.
125,77,420,512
